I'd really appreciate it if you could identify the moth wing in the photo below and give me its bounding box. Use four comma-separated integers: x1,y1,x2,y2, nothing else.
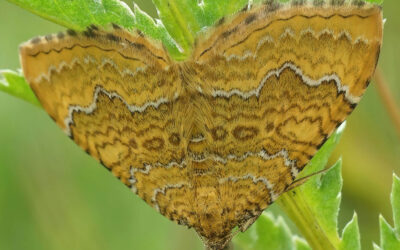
19,28,189,203
188,2,382,235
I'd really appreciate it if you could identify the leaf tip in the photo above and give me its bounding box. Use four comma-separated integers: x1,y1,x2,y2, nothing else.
393,173,400,183
379,214,391,229
373,243,382,250
0,71,9,87
337,121,347,134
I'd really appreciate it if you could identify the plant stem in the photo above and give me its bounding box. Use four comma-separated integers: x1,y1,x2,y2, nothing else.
373,67,400,140
276,191,338,250
162,0,195,54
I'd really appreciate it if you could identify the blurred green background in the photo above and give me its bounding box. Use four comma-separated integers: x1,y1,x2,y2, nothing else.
0,1,399,250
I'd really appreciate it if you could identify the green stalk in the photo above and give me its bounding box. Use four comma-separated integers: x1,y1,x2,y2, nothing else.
162,0,196,48
277,192,338,250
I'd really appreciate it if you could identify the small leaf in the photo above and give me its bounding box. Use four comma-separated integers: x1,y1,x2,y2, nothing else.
6,0,183,59
379,215,400,250
233,212,310,250
300,159,342,242
377,175,400,249
339,213,361,250
0,70,40,107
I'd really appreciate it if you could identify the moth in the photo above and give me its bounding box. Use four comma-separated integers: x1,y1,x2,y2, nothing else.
19,1,382,249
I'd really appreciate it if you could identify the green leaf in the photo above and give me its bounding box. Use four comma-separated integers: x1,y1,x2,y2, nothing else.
339,213,361,250
6,0,183,59
376,175,400,249
7,0,135,29
0,70,40,107
233,212,311,250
